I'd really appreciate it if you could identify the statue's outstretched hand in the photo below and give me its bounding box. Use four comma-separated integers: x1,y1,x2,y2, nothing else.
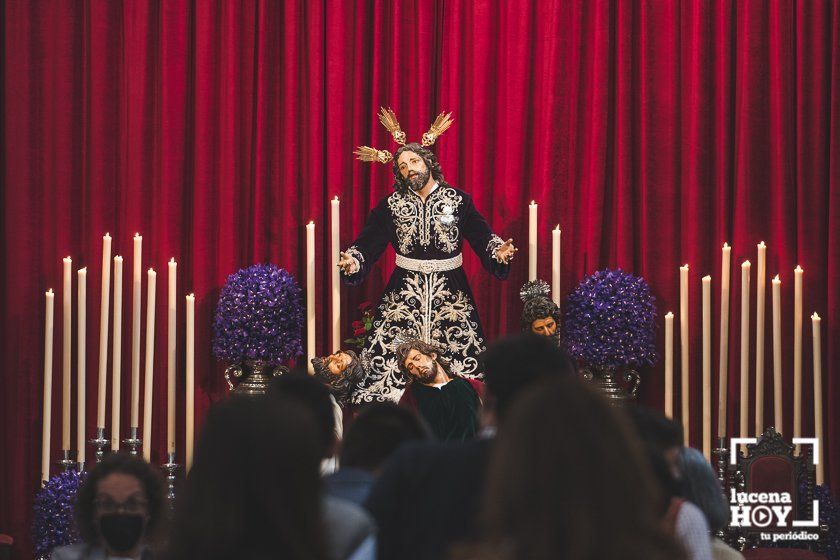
495,238,517,264
338,251,357,274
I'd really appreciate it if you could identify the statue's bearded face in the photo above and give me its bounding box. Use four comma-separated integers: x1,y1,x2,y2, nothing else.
402,348,439,383
312,352,353,377
397,150,431,191
531,316,558,337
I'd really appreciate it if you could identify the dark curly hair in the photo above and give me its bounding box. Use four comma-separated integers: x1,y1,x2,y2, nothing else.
520,296,562,332
391,143,448,192
394,339,453,382
74,453,166,547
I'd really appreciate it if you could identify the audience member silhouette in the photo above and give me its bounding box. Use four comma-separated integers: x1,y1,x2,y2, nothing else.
365,334,575,560
53,453,165,560
164,396,329,560
325,402,432,505
456,377,684,560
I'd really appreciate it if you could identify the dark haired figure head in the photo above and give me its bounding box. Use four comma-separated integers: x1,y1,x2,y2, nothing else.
267,370,338,461
310,350,367,406
53,454,165,560
521,295,562,342
457,378,683,560
165,397,328,560
394,339,480,441
325,403,432,505
391,143,445,195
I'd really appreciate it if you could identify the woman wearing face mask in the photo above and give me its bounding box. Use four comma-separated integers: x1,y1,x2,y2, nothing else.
52,454,166,560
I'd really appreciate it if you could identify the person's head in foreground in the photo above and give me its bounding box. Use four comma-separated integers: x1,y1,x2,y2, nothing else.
457,377,684,560
678,447,729,532
267,370,337,460
72,453,166,559
478,333,576,429
340,402,433,473
165,396,328,560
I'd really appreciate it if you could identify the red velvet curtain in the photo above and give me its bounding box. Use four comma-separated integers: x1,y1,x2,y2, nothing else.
3,1,839,556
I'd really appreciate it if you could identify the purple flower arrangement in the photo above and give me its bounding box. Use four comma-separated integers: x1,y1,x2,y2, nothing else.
563,269,658,369
33,470,85,558
212,264,304,364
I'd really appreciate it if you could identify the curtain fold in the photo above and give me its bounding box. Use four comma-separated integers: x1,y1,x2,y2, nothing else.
3,1,838,556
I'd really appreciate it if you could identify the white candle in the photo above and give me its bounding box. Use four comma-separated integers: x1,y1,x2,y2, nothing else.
131,234,142,428
702,275,711,460
167,259,177,454
552,226,561,307
142,269,156,461
718,243,731,437
330,198,341,353
306,222,316,374
97,233,112,428
42,290,55,484
772,275,783,432
755,242,766,435
739,261,751,447
185,293,195,471
528,202,538,281
811,313,823,484
680,264,689,445
793,266,803,445
62,257,72,451
664,312,674,419
77,268,87,466
111,256,123,451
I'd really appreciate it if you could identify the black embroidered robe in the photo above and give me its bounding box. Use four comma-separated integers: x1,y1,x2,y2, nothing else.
342,183,509,403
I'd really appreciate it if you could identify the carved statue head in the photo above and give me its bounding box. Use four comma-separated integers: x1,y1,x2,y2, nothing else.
395,339,452,384
392,143,446,192
520,280,562,345
310,350,366,404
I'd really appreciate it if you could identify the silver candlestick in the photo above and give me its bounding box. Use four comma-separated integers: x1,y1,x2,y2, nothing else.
59,450,75,472
90,427,109,463
123,427,142,456
162,452,179,503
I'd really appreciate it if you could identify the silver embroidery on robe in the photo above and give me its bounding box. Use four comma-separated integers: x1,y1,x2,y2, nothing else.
387,187,463,254
352,270,485,403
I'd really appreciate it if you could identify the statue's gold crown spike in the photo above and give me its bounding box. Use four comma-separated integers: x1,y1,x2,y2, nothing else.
354,108,454,164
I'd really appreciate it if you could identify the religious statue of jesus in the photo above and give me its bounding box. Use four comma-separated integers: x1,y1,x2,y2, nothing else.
337,108,516,403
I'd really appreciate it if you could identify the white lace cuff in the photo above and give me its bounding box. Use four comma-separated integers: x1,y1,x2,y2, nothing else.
487,235,505,263
343,246,364,275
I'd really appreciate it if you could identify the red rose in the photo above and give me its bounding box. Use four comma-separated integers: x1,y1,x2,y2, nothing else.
353,326,367,336
351,320,364,330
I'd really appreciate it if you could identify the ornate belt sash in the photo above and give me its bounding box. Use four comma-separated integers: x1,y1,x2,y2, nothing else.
395,253,463,274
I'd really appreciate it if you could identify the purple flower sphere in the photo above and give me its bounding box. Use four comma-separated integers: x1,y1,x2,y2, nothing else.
33,470,85,557
563,269,658,369
212,264,304,364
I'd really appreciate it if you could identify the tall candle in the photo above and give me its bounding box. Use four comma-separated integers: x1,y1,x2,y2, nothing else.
739,261,750,446
42,290,55,483
772,275,783,432
755,242,766,435
131,234,142,428
62,257,72,451
185,293,195,471
306,222,315,374
664,312,674,419
552,226,561,307
811,313,823,484
77,268,87,466
167,259,177,454
718,242,731,437
702,275,711,460
97,233,112,428
111,256,123,451
793,266,803,445
330,198,341,352
528,202,538,281
142,269,156,461
680,264,689,445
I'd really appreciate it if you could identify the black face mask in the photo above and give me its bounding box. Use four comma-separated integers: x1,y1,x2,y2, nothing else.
98,513,145,554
